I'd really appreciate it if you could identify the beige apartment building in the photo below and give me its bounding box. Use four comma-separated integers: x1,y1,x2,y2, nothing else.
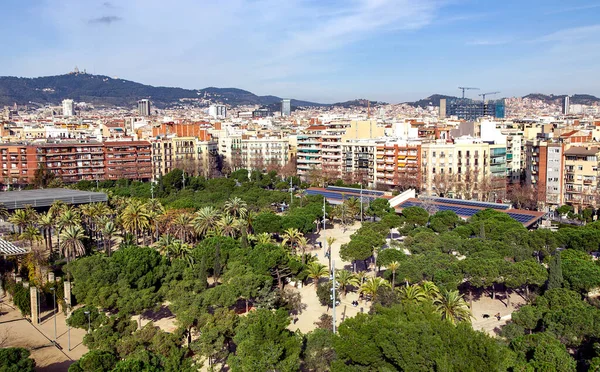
151,136,218,179
421,139,507,200
240,135,290,171
563,146,599,210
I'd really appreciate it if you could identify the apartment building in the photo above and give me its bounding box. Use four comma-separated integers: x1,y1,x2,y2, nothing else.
103,141,152,181
38,142,105,184
0,144,38,186
151,136,219,179
241,135,289,171
524,141,564,208
421,139,507,200
374,141,421,189
563,146,599,210
341,140,377,187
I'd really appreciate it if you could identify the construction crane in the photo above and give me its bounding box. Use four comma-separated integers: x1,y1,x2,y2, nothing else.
479,91,500,103
458,87,479,99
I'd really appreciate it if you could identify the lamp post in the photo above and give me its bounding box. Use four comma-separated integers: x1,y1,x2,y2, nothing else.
322,197,326,256
65,298,71,351
50,287,56,344
84,311,91,334
330,260,336,334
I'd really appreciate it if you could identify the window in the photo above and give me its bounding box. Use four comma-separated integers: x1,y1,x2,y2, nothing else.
578,166,583,171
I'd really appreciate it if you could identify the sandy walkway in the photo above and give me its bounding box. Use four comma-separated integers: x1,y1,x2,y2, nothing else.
470,292,526,335
0,297,88,372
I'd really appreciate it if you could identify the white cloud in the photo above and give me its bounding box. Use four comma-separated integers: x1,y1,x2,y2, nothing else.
533,24,600,43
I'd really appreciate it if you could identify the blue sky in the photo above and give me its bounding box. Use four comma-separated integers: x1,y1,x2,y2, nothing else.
2,0,600,103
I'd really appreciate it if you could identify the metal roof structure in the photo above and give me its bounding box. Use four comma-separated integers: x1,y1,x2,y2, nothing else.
396,198,545,228
0,238,27,256
0,188,108,210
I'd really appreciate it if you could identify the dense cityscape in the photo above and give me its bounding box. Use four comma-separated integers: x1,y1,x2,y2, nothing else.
2,0,600,371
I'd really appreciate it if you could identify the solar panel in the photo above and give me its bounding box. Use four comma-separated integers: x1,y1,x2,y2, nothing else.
420,196,510,210
326,186,384,196
506,213,535,223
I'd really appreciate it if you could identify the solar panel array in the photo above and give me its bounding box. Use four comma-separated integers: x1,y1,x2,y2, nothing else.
420,196,510,210
0,238,27,256
306,189,377,203
506,212,536,223
326,186,385,196
400,201,483,218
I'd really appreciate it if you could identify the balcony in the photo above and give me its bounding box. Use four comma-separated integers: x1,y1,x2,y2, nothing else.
584,179,594,185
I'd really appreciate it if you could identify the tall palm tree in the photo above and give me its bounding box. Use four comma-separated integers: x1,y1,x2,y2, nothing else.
37,211,55,253
144,199,164,243
49,200,66,218
399,284,427,304
387,261,401,289
20,225,42,249
335,270,355,297
433,290,472,324
216,214,240,238
223,197,248,219
359,277,391,302
192,206,221,238
173,212,193,242
297,189,307,207
305,262,329,290
167,240,194,265
297,236,309,263
120,201,150,244
60,225,86,280
101,221,117,257
8,209,29,234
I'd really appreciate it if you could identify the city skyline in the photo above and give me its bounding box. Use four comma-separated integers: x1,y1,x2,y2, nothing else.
2,0,600,103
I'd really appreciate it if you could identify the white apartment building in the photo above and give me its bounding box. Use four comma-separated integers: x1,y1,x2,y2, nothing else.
62,99,75,117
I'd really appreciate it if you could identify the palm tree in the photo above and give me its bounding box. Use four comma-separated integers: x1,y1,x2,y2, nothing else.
167,240,194,266
419,281,441,301
433,290,472,324
20,225,42,249
359,277,391,302
120,201,150,244
254,232,275,245
297,236,309,263
49,200,66,218
192,206,221,237
335,270,355,297
297,189,307,207
223,197,248,219
0,203,8,220
144,199,164,243
399,284,427,303
282,228,303,254
36,212,54,252
326,236,336,269
305,262,329,290
216,214,240,238
8,209,29,234
173,212,193,242
60,225,86,280
101,221,117,257
156,234,178,255
387,261,400,289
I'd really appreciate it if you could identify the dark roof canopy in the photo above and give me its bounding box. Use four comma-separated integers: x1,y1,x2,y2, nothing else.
0,188,107,210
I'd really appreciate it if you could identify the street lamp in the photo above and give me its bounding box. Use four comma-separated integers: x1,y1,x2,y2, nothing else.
64,298,71,351
84,311,91,334
50,287,56,344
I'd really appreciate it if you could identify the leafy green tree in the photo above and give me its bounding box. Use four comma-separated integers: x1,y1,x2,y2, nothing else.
67,306,107,331
253,212,282,234
429,210,460,233
303,329,336,372
547,253,563,290
511,305,541,334
367,198,393,220
401,206,429,227
0,347,35,372
510,332,576,372
228,309,301,372
194,308,239,368
68,350,117,372
333,304,512,371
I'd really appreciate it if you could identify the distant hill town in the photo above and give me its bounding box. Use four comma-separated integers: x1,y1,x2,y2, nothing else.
0,71,598,109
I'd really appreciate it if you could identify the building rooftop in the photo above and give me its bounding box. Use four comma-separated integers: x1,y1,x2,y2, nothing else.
0,188,107,210
564,147,598,156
